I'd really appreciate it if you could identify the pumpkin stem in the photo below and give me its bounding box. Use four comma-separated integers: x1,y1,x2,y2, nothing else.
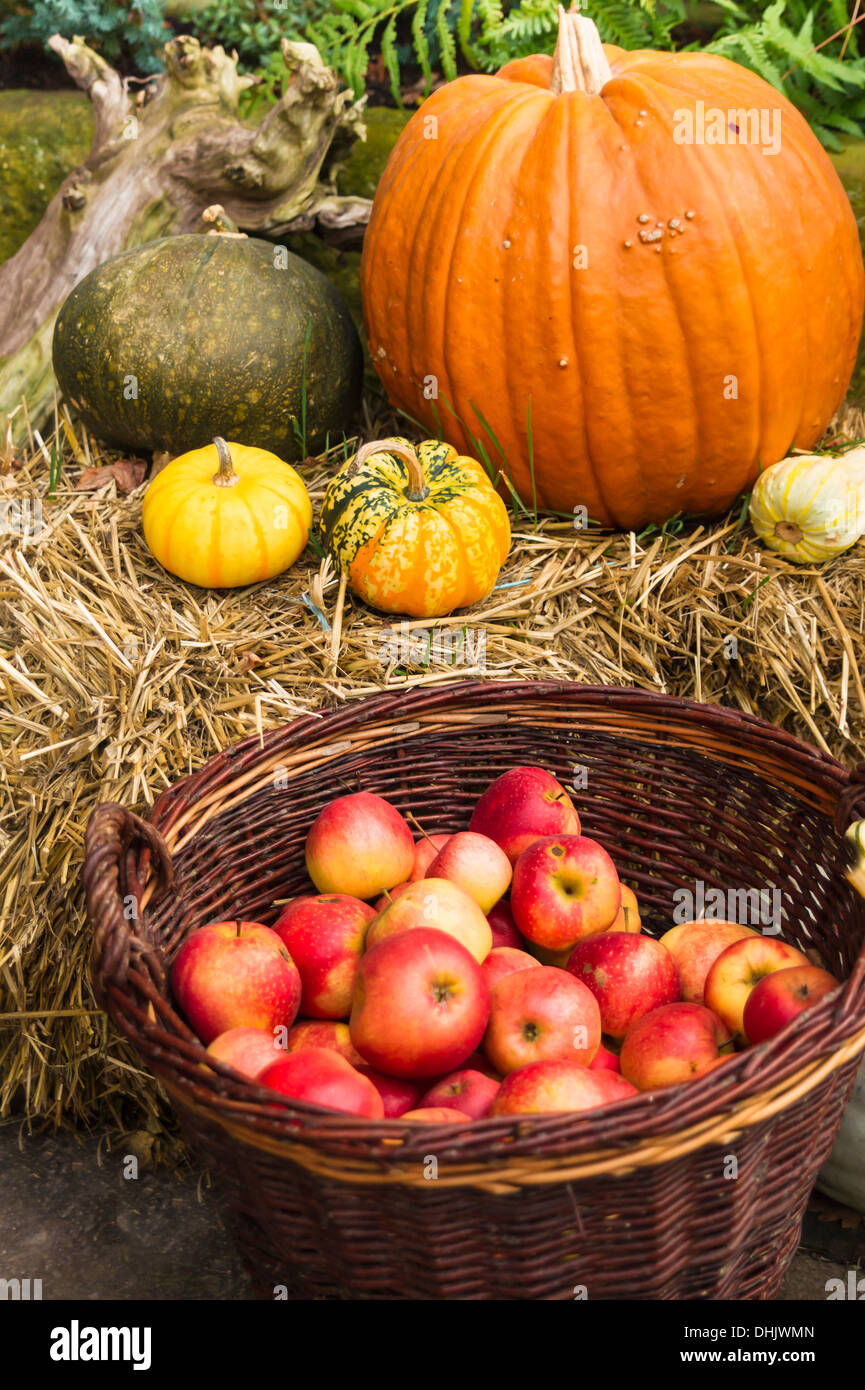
351,438,429,503
212,436,240,488
200,203,246,238
550,6,613,96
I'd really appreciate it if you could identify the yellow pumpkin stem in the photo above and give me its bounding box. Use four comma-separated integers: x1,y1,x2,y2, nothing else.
212,436,240,488
351,438,429,502
550,6,613,96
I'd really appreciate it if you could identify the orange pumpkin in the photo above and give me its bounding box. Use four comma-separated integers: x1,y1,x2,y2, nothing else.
360,11,864,529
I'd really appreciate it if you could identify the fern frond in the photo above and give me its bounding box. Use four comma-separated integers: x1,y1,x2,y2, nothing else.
710,28,784,88
436,0,458,80
380,13,402,103
456,0,479,68
411,0,433,91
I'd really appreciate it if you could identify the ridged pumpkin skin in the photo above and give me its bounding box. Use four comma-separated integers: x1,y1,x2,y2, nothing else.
53,235,363,462
142,439,312,588
361,26,864,528
320,437,511,617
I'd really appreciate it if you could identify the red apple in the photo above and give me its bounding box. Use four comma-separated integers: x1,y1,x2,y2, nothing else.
365,878,492,963
588,1043,621,1074
659,919,759,1003
171,920,302,1045
426,832,512,914
409,833,452,881
704,936,810,1038
273,893,375,1019
486,901,524,950
400,1107,472,1123
286,1020,365,1066
350,927,490,1078
588,1070,640,1104
566,933,681,1039
491,1059,633,1116
481,946,541,990
511,835,621,951
419,1069,501,1118
469,766,581,865
484,965,601,1075
205,1026,286,1080
355,1066,425,1117
260,1048,384,1117
606,884,642,934
743,964,839,1045
619,1003,731,1090
305,792,414,899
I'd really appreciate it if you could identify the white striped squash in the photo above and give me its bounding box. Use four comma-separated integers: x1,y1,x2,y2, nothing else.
749,449,865,564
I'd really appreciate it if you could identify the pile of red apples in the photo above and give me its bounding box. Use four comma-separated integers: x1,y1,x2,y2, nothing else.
171,766,840,1123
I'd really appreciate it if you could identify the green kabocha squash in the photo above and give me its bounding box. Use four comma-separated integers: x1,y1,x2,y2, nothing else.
52,234,363,462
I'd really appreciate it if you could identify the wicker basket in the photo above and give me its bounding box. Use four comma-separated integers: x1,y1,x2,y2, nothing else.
83,682,865,1300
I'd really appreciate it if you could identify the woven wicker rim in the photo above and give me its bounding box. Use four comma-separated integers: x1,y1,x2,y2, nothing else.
84,681,865,1184
155,1024,865,1193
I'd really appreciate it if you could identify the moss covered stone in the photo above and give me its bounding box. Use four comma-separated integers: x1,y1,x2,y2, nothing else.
0,90,94,264
337,106,410,202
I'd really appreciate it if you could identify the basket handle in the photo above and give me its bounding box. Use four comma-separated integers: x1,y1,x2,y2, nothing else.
83,802,175,1006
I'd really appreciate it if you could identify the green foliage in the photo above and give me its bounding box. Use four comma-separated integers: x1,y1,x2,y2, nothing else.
706,1,865,148
305,0,685,102
0,0,168,72
307,0,439,102
186,0,310,69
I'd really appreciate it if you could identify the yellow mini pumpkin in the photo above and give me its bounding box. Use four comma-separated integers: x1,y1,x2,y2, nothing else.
142,437,312,588
319,437,511,618
749,448,865,564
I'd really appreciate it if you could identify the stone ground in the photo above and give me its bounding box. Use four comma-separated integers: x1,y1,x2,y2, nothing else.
1,1124,861,1301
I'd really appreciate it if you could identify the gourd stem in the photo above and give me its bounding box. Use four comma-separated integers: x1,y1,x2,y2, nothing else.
550,6,613,96
774,521,804,544
351,438,429,502
212,436,239,488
